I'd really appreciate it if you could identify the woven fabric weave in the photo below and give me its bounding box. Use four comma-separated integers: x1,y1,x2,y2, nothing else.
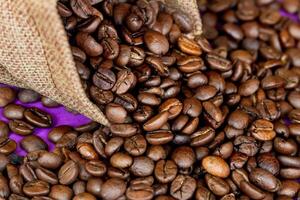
0,0,201,126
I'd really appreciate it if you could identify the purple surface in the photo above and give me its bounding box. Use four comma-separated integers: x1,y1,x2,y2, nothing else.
0,85,91,156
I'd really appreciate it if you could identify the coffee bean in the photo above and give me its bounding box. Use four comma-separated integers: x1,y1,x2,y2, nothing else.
58,160,79,185
73,192,97,200
205,174,230,196
18,89,40,103
24,108,52,127
112,69,136,95
48,125,72,143
126,183,154,200
202,156,230,178
100,178,126,200
49,185,73,200
144,30,169,55
130,156,154,177
110,123,139,137
154,160,177,183
190,126,215,146
240,181,266,200
170,175,196,200
3,104,25,119
143,111,169,131
9,120,34,136
110,152,133,169
249,168,281,192
38,152,63,169
23,180,50,197
21,135,48,153
250,119,276,141
178,36,202,56
171,146,195,169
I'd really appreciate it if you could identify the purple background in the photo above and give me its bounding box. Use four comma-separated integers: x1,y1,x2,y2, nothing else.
0,8,299,156
0,84,91,156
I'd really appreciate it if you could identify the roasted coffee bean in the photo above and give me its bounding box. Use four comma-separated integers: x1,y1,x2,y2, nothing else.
206,53,232,72
240,181,266,200
0,137,17,155
105,103,127,124
202,156,230,178
58,160,79,185
100,178,126,200
38,152,63,169
18,89,40,103
93,68,116,90
9,120,34,136
21,135,48,153
85,160,107,177
205,174,230,196
178,36,202,56
170,175,196,200
130,156,154,177
154,160,177,183
48,125,73,143
49,185,73,200
250,119,276,141
257,153,280,175
110,123,139,137
249,168,281,192
3,104,25,119
171,146,195,169
146,130,173,145
24,108,52,127
144,30,169,55
23,180,50,197
190,126,215,146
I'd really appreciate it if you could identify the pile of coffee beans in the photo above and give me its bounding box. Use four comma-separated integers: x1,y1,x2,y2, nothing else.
0,0,300,199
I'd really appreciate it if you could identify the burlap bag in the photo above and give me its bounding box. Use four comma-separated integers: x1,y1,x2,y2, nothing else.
0,0,202,126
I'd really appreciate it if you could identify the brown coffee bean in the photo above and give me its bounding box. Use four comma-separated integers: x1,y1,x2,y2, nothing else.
58,160,79,185
110,123,139,137
23,180,50,197
105,103,127,124
240,181,266,200
86,178,103,197
126,183,154,200
206,53,232,72
76,32,103,56
9,120,34,136
130,156,154,177
159,98,182,119
249,168,281,192
257,153,280,175
178,36,202,56
205,174,230,196
73,192,97,200
170,175,196,200
154,160,177,183
21,135,47,153
277,180,299,197
203,101,223,123
110,152,133,169
143,111,169,131
144,30,169,55
171,146,195,169
100,178,126,200
24,108,52,128
190,126,215,146
35,167,58,185
202,156,230,178
146,130,173,145
49,185,73,200
3,104,25,119
274,137,298,155
38,152,62,170
250,119,276,141
85,160,107,177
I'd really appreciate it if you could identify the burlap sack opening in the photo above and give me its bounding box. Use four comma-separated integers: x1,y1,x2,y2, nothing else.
0,0,202,126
